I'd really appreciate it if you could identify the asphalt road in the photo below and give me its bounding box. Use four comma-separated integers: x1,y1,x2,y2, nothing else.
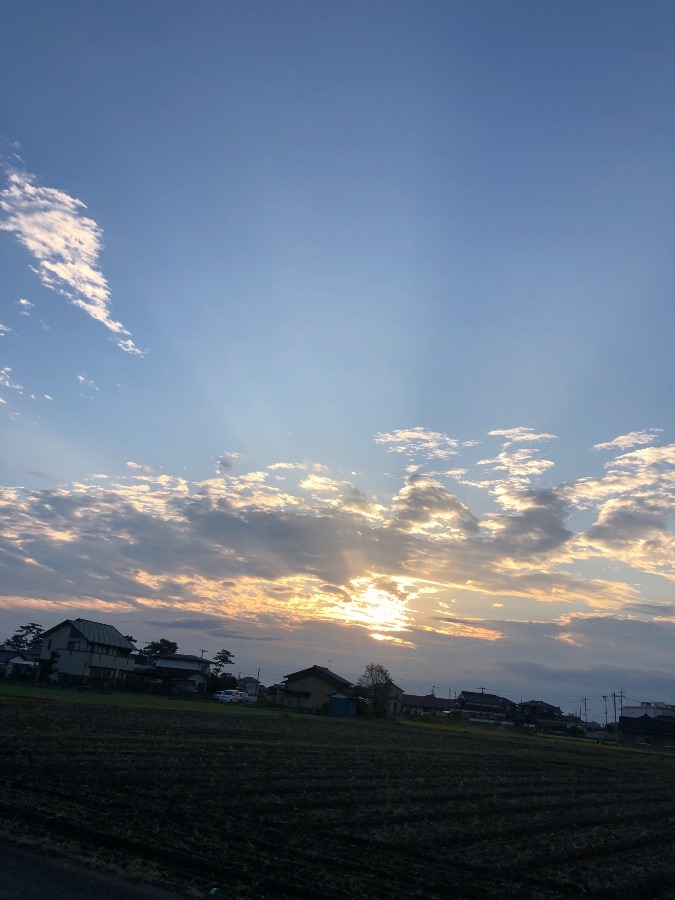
0,844,187,900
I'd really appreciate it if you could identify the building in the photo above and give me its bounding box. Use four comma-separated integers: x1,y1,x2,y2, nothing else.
39,618,135,684
387,682,405,716
154,653,213,694
621,700,675,719
278,665,355,710
620,714,675,751
457,691,516,723
400,693,455,716
0,646,39,680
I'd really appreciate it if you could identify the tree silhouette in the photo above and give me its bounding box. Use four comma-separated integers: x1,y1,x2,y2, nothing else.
7,623,44,652
357,663,393,718
143,639,178,659
211,649,235,676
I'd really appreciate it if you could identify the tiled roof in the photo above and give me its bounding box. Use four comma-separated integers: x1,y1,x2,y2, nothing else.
459,691,514,707
43,618,134,650
284,665,353,688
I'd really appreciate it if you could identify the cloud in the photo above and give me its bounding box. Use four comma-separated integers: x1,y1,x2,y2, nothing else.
215,453,243,475
77,373,98,391
0,162,143,355
17,298,34,316
488,427,557,445
0,366,23,394
126,461,162,475
0,323,10,336
593,430,662,452
477,447,556,494
1,428,673,707
389,473,480,538
375,427,460,459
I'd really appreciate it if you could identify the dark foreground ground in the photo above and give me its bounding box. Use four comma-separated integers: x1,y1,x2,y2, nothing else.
2,685,675,899
0,844,183,900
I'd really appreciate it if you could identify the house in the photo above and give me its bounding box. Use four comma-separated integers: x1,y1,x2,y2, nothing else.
387,682,405,716
457,691,516,723
278,665,355,710
154,653,213,694
620,714,675,752
0,647,39,680
400,693,455,716
514,700,574,734
39,618,135,684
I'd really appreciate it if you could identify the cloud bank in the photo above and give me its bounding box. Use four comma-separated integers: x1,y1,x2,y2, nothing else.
1,427,673,706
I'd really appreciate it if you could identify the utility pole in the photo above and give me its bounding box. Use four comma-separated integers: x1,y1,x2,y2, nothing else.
617,689,625,743
581,698,588,725
603,694,608,733
255,666,260,698
612,692,618,742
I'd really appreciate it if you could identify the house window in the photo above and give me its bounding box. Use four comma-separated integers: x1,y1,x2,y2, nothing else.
47,639,52,650
636,737,650,745
67,641,81,651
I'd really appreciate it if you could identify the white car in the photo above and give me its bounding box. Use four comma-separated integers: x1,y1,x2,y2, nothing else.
214,690,244,703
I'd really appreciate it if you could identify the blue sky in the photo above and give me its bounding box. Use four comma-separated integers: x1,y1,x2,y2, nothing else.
1,1,674,718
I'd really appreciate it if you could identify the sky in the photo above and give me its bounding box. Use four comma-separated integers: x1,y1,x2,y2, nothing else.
1,1,674,721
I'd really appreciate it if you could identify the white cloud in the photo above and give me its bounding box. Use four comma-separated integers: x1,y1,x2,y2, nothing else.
593,430,662,452
0,164,143,355
375,426,459,459
0,323,10,336
0,366,22,393
76,373,98,391
488,427,557,445
17,298,34,315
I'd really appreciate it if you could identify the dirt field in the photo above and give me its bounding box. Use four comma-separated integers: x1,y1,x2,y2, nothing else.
2,685,675,899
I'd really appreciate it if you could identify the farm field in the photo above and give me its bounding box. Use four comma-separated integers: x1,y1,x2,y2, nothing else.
1,686,675,899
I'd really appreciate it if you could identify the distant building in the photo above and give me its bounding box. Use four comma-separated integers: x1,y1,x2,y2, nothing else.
400,694,455,716
154,653,213,694
0,646,39,679
620,714,675,751
621,700,675,719
278,665,355,710
457,691,516,723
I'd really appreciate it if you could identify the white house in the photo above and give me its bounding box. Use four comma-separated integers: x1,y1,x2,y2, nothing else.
39,618,135,684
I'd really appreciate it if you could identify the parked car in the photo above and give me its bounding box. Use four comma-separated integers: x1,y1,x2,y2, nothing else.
214,690,244,703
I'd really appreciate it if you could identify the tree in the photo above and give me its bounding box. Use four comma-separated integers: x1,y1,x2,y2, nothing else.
211,648,235,676
143,639,178,659
7,623,44,652
357,663,393,718
123,635,137,645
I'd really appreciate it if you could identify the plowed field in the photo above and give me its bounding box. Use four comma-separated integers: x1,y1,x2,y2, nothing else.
2,688,675,898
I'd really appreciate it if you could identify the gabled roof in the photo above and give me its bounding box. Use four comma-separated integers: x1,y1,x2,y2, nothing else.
401,694,454,711
284,665,353,689
519,700,562,713
458,691,515,707
42,618,134,650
